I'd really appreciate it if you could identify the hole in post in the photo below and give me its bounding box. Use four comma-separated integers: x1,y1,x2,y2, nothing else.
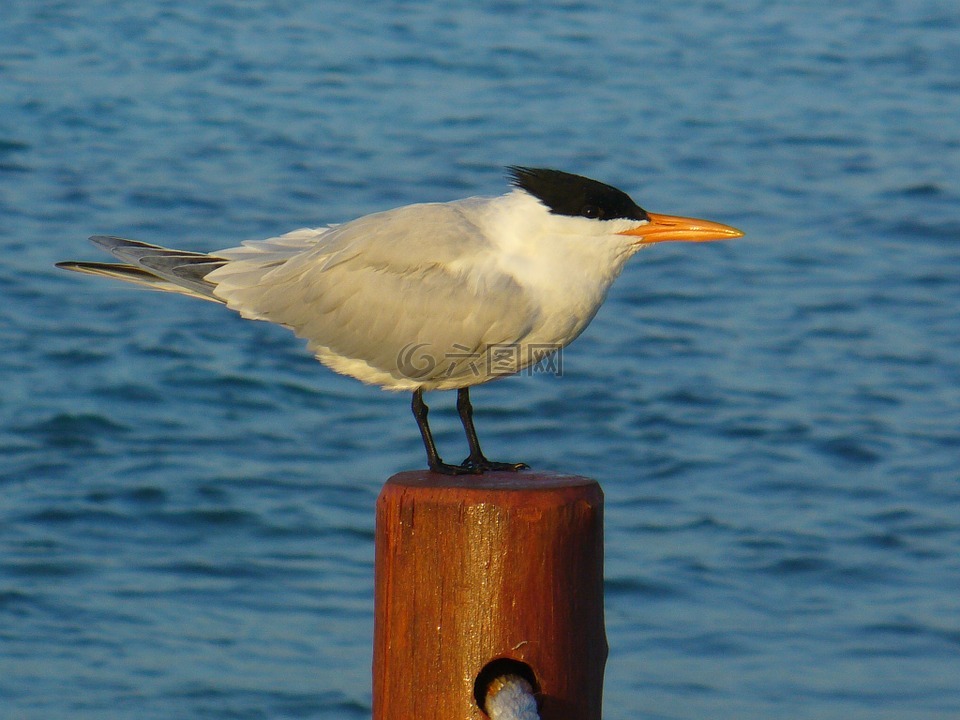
473,657,539,716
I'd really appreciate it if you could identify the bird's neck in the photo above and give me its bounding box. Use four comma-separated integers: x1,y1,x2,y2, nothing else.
479,192,635,345
485,190,635,287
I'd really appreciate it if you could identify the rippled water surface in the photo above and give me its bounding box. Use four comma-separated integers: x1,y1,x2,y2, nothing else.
2,2,959,718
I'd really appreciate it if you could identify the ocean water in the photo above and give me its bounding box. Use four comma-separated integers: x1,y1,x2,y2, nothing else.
2,1,959,718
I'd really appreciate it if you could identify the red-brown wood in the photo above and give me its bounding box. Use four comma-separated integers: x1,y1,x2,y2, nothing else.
373,470,607,720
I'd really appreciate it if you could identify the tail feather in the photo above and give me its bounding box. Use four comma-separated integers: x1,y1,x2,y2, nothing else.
138,255,226,292
56,236,228,303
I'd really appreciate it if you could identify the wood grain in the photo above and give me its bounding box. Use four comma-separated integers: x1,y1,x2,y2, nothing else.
373,470,606,720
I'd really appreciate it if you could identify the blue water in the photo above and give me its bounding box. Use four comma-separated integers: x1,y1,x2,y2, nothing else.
2,1,959,718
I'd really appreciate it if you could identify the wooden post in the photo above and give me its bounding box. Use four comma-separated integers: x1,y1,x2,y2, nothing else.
373,470,606,720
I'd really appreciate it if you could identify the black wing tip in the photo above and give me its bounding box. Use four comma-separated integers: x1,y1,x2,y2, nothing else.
54,260,87,273
55,260,100,271
55,260,144,273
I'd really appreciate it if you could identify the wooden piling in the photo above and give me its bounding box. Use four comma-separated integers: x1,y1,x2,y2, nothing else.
373,470,607,720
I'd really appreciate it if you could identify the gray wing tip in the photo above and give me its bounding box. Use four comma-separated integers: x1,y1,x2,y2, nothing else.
88,235,126,252
89,234,159,251
55,260,146,275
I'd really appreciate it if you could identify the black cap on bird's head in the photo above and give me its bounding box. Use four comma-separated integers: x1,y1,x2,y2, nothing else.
507,166,649,222
508,165,745,245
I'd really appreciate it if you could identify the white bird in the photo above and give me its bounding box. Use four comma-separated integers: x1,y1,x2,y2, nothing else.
57,167,742,474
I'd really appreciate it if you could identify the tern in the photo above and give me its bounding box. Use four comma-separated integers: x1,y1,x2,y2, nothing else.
57,167,742,474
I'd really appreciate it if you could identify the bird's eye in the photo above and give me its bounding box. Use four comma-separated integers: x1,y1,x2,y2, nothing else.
581,204,602,219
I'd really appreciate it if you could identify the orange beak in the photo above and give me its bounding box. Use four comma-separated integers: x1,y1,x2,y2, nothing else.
618,213,744,244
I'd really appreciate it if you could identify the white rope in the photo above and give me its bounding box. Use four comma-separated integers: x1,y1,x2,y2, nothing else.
485,674,540,720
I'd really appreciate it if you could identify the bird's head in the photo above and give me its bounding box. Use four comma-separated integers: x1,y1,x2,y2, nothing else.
507,166,743,248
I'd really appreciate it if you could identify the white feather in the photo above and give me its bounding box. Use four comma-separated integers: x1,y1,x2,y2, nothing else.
205,192,638,390
60,188,656,392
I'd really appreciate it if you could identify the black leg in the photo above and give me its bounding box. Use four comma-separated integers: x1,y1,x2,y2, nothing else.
457,388,528,472
412,389,480,475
